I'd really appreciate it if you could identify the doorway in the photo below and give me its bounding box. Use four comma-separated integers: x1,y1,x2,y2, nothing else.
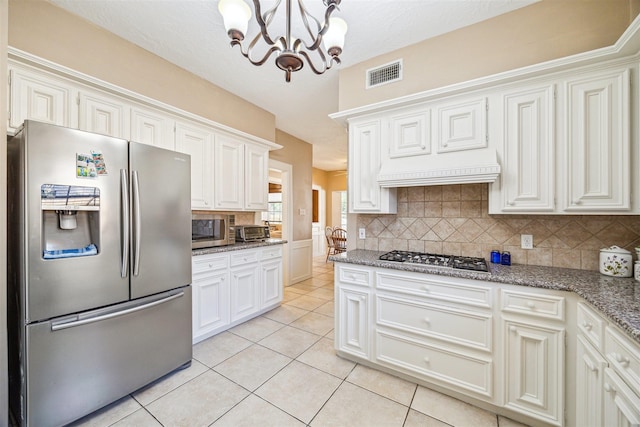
264,159,293,287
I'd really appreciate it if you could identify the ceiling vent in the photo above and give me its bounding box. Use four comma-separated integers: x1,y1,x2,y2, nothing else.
366,60,403,89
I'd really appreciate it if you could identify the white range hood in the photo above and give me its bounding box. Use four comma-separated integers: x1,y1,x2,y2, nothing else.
377,151,501,188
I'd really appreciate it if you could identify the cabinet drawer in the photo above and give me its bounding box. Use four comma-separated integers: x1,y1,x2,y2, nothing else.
230,250,259,267
260,245,282,261
376,329,493,398
605,326,640,395
500,289,565,321
192,254,229,274
338,266,371,287
377,294,492,352
376,272,492,308
577,302,606,352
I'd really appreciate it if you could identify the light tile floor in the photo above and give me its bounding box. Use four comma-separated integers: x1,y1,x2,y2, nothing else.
72,257,529,427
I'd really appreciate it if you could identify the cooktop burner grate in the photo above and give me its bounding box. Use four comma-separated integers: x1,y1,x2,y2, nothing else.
379,250,489,272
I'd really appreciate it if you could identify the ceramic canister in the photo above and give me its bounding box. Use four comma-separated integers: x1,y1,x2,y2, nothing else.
599,246,633,277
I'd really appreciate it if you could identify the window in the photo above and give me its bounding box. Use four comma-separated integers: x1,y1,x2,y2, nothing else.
267,192,282,223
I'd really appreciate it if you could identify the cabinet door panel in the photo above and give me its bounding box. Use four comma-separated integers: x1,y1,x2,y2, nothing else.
245,143,269,210
348,119,396,213
230,265,259,322
500,85,554,212
10,68,74,129
603,368,640,426
337,286,369,359
437,97,486,153
565,68,630,211
389,109,430,158
79,92,129,139
504,320,564,426
261,259,282,309
192,271,229,343
214,136,244,210
131,107,175,150
175,121,213,209
576,335,607,427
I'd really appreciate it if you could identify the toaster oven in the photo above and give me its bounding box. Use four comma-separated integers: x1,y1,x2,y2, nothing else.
235,225,270,242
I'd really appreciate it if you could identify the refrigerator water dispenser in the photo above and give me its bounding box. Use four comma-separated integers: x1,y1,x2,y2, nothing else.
41,184,100,258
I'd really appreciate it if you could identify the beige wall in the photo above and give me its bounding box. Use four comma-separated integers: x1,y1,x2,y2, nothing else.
271,130,313,241
312,168,347,228
339,0,640,110
8,0,275,141
357,184,640,272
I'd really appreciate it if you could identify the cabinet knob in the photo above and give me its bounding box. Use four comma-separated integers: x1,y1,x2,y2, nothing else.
422,286,430,292
509,326,517,333
423,317,430,325
421,144,427,150
615,353,630,367
584,358,597,372
572,199,582,205
204,201,209,206
208,263,214,268
423,356,430,364
604,382,615,393
360,296,365,301
582,321,593,331
526,301,535,309
507,200,515,206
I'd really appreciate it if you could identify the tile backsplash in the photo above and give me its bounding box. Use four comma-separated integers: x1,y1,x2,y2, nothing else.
356,184,640,271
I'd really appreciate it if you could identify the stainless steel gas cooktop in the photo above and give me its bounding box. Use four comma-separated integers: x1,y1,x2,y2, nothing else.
379,250,489,272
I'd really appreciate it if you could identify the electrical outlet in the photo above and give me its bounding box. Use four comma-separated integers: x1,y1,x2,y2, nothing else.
521,234,533,250
358,228,366,239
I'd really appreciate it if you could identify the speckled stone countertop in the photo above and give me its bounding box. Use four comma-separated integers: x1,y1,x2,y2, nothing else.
330,249,640,345
192,239,287,256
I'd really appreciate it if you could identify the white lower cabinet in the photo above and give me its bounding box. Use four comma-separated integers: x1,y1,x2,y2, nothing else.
192,246,283,344
337,285,371,359
503,320,564,426
576,334,607,427
603,367,640,426
192,253,230,343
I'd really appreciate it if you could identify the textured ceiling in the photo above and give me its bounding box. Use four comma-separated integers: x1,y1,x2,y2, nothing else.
51,0,536,170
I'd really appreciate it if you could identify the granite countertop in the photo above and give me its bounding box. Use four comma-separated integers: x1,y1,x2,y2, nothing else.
330,249,640,345
192,239,287,256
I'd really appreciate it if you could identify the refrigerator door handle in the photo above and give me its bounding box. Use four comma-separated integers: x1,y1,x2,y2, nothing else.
132,170,141,276
120,169,129,278
51,291,184,331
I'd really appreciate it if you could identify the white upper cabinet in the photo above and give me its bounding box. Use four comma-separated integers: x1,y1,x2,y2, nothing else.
9,67,76,131
175,120,214,210
436,97,487,153
130,106,175,150
78,90,130,139
388,107,431,158
213,135,244,211
348,117,397,213
490,85,555,213
244,143,269,211
562,67,630,212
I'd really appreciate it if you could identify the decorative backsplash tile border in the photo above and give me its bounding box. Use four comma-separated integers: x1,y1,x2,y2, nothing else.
355,184,640,271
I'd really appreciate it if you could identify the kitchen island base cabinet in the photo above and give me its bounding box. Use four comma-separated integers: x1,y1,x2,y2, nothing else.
192,245,283,344
334,261,573,427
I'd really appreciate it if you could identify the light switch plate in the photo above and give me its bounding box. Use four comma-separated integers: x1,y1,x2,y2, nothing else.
521,234,533,249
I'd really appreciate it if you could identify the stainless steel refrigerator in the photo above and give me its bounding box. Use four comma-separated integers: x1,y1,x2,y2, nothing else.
7,120,193,426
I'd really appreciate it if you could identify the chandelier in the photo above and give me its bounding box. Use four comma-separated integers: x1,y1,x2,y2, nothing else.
218,0,348,82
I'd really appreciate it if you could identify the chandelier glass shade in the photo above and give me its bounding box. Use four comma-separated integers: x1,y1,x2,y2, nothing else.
218,0,348,82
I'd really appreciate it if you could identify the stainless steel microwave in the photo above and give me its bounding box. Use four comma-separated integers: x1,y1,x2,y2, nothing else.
191,214,235,249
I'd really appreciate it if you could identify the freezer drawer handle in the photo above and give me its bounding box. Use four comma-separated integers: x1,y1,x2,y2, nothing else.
120,169,129,278
51,291,184,331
